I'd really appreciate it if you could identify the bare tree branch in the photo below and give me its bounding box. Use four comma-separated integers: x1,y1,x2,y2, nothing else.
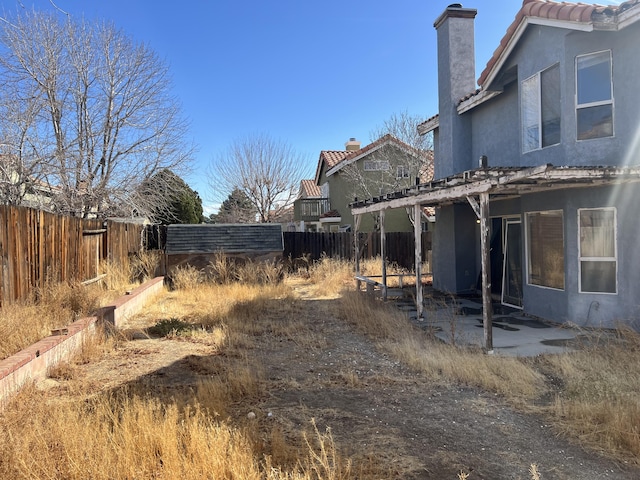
208,134,310,223
0,10,193,218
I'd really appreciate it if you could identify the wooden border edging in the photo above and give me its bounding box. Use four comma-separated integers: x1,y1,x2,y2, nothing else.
0,276,165,406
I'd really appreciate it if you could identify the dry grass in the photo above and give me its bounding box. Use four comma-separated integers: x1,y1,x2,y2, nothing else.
306,256,353,297
0,386,351,480
5,256,640,473
336,290,545,401
0,260,357,479
0,259,144,361
0,281,104,361
541,327,640,459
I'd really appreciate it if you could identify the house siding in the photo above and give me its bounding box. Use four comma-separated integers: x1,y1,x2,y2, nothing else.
323,144,418,233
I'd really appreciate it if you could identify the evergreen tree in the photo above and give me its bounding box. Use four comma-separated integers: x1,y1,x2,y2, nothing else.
212,188,257,223
138,169,203,224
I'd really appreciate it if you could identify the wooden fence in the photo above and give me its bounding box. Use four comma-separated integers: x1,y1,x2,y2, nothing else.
0,205,144,307
283,231,431,270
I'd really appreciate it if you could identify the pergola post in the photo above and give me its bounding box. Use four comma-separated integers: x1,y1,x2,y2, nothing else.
479,192,493,352
380,210,387,301
354,214,361,291
414,203,423,319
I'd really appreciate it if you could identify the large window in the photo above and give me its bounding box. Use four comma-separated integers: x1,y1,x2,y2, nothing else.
526,210,564,289
579,208,616,293
522,64,561,152
576,50,613,140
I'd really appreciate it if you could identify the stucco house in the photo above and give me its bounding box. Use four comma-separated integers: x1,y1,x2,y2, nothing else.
293,135,432,233
352,0,640,330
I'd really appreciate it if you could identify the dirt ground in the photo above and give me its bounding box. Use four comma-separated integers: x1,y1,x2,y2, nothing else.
38,281,640,480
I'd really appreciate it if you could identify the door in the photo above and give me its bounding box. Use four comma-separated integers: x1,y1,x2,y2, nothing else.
502,219,523,308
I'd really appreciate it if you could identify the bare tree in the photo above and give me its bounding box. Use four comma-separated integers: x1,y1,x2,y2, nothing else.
208,134,309,223
340,111,434,229
341,110,433,201
370,110,434,153
0,10,192,218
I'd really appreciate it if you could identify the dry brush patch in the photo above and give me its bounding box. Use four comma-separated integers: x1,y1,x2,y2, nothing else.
4,257,640,476
0,256,151,361
540,326,640,461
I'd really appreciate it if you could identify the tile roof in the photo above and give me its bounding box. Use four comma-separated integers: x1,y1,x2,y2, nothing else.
314,134,433,183
321,151,350,169
327,134,430,175
298,179,321,198
478,0,640,87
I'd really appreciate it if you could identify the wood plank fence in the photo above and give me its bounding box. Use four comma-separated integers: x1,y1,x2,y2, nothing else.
283,231,431,270
0,205,144,307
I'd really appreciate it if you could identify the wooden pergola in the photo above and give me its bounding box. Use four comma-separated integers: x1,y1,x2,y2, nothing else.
351,164,640,352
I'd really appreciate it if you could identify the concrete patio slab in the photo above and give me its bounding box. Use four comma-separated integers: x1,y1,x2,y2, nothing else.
395,293,580,357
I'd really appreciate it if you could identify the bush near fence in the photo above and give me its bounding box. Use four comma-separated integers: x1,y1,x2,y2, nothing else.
0,205,144,307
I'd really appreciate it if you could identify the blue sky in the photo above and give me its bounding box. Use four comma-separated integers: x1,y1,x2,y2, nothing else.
0,0,624,213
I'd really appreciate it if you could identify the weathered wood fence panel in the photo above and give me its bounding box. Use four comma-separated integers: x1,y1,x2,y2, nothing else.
0,205,144,307
283,231,431,270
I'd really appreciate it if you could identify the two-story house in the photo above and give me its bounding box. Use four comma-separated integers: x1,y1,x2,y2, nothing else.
352,0,640,329
293,135,432,233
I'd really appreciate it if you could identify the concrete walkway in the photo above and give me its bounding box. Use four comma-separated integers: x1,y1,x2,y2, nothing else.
391,288,580,357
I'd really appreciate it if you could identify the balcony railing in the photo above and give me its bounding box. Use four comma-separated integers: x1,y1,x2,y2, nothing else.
293,198,330,222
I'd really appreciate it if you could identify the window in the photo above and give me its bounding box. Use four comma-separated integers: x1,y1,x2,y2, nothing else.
522,64,561,152
363,160,390,171
579,208,616,293
320,182,329,199
526,210,564,289
396,165,410,179
576,51,613,140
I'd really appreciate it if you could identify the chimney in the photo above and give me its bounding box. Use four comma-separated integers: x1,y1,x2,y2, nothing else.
345,137,361,152
434,4,477,178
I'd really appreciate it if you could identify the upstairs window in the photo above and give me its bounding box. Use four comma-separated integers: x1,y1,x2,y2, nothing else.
363,160,390,171
579,208,616,293
522,63,561,152
396,165,410,179
576,51,613,140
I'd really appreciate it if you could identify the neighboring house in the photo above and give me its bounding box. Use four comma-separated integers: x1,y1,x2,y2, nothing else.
293,135,432,233
291,179,326,232
352,0,640,329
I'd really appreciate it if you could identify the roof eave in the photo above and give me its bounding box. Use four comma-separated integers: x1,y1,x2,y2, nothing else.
481,17,593,89
618,4,640,29
418,116,439,135
457,90,502,114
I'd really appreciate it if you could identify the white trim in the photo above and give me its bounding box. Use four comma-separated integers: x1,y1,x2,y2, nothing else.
457,90,502,114
618,5,640,29
521,63,561,153
577,207,618,295
319,216,341,223
575,50,614,141
501,217,524,309
482,17,593,89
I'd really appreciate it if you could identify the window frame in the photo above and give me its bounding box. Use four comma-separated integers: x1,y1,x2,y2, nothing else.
525,209,565,291
363,160,390,172
575,50,614,141
396,165,410,179
578,207,617,294
521,63,561,153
